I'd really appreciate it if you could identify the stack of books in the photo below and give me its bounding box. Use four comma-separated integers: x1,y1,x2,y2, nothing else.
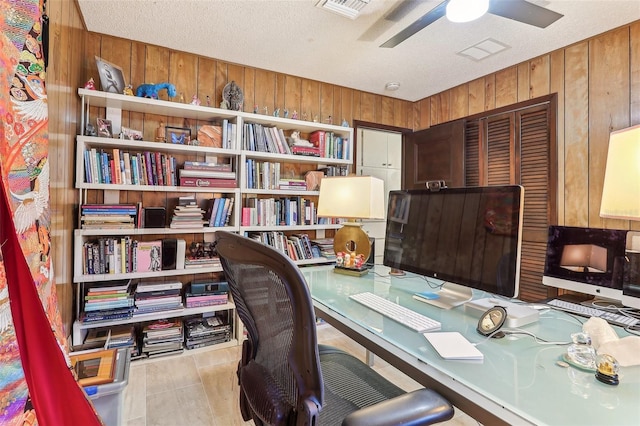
278,178,307,191
178,161,237,188
312,238,336,261
170,196,206,229
81,280,134,323
185,279,229,308
81,203,140,229
142,319,184,358
134,280,183,315
184,315,231,350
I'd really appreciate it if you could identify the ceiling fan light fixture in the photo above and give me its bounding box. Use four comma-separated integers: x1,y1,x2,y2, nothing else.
446,0,489,23
385,82,400,91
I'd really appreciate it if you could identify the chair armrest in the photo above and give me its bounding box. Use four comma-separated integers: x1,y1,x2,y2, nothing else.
240,361,293,424
341,389,454,426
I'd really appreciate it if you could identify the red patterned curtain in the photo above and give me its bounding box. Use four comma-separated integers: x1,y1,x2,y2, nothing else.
0,1,101,424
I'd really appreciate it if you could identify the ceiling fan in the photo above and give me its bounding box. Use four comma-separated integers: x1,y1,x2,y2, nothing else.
380,0,563,48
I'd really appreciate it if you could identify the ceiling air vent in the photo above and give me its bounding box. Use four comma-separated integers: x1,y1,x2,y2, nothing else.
316,0,370,20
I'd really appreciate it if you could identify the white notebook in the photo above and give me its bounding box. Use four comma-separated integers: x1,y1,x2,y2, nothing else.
423,332,484,360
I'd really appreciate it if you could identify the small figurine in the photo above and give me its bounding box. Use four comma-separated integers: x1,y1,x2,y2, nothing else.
220,99,230,109
191,95,201,106
179,92,185,103
123,84,134,96
336,252,344,267
302,111,308,121
83,78,96,90
287,131,313,147
292,110,298,120
155,121,165,142
313,115,319,123
85,122,97,136
273,108,280,117
341,118,349,127
325,115,333,125
284,108,289,118
253,105,259,114
136,82,177,99
206,95,211,107
263,106,268,115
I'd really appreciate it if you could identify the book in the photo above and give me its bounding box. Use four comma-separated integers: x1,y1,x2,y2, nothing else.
178,168,236,180
179,177,237,188
134,241,162,272
136,280,182,292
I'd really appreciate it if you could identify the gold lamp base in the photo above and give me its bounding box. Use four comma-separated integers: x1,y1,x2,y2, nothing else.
333,222,371,277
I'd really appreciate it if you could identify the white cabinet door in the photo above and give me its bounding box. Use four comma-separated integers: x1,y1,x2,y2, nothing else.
359,128,389,167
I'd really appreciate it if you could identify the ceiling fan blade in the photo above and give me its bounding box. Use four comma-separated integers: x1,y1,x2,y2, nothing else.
489,0,563,28
380,1,447,48
359,0,428,42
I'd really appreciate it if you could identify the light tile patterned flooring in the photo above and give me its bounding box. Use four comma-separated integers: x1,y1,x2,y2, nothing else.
122,324,480,426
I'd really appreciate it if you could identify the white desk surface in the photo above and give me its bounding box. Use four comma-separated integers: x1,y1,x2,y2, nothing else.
302,265,640,426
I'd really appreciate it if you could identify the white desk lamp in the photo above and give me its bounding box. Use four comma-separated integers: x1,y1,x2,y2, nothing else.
317,175,385,276
600,124,640,309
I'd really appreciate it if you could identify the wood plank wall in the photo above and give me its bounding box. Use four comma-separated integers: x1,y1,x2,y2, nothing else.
46,0,638,334
413,21,640,235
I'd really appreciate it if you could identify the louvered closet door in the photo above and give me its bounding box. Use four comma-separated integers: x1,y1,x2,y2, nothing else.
465,103,555,301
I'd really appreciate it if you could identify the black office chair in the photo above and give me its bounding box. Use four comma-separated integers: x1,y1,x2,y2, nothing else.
214,231,454,426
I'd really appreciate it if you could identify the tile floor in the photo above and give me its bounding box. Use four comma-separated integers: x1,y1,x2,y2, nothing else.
121,324,480,426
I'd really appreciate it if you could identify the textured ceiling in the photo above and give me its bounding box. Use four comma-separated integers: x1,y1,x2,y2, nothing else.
77,0,640,102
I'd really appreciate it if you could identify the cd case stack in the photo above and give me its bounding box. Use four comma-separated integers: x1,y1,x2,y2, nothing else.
142,319,184,358
184,315,231,350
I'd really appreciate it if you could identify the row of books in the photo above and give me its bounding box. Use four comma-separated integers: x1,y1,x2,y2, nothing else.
203,196,235,227
81,239,162,275
81,203,140,230
309,130,350,160
81,280,135,323
170,196,207,229
241,196,340,227
178,159,238,188
134,280,183,315
184,279,229,308
242,122,292,155
245,232,320,261
245,160,308,191
84,148,178,186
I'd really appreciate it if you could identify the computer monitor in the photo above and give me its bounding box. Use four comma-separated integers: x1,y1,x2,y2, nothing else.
621,231,640,309
542,226,627,301
383,185,524,308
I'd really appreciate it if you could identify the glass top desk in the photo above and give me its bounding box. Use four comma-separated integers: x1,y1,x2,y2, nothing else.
302,265,640,426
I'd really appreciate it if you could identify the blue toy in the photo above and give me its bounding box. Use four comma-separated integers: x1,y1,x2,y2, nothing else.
135,82,177,99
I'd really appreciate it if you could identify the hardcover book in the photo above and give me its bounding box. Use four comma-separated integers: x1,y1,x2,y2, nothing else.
135,240,162,272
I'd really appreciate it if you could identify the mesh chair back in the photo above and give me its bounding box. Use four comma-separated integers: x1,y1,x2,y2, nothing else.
215,231,323,424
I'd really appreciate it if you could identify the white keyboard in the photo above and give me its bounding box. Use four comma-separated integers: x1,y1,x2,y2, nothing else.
547,299,639,328
349,292,441,333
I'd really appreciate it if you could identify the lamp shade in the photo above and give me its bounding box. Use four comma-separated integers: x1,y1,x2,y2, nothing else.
317,175,385,220
600,124,640,220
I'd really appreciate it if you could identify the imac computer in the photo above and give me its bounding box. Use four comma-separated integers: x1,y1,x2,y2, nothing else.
383,185,525,309
542,226,627,302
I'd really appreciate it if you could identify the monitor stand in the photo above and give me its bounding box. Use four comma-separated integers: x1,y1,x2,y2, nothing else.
412,282,473,310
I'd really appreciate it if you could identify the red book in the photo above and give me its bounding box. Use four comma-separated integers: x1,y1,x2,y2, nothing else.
291,146,321,156
179,177,237,188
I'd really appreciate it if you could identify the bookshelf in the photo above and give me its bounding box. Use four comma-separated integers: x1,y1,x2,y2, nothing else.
73,89,354,354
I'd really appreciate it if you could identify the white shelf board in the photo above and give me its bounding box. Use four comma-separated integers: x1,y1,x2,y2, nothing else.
242,150,351,165
75,227,235,237
76,182,238,193
78,135,241,156
74,266,222,283
241,188,320,196
240,224,340,232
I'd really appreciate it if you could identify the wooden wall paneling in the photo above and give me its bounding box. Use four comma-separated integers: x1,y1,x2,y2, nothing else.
418,98,431,130
529,55,550,99
320,82,334,124
373,95,383,124
437,92,450,123
430,96,439,125
340,87,353,127
352,91,362,122
243,67,256,113
450,85,469,120
129,41,146,138
494,67,517,108
394,98,410,129
589,28,630,229
360,92,376,122
381,97,394,125
285,75,302,120
300,78,320,123
484,74,495,111
169,51,198,124
333,86,342,126
276,74,286,117
517,62,530,102
563,42,589,227
550,49,565,225
468,78,485,115
196,57,217,110
214,62,228,108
